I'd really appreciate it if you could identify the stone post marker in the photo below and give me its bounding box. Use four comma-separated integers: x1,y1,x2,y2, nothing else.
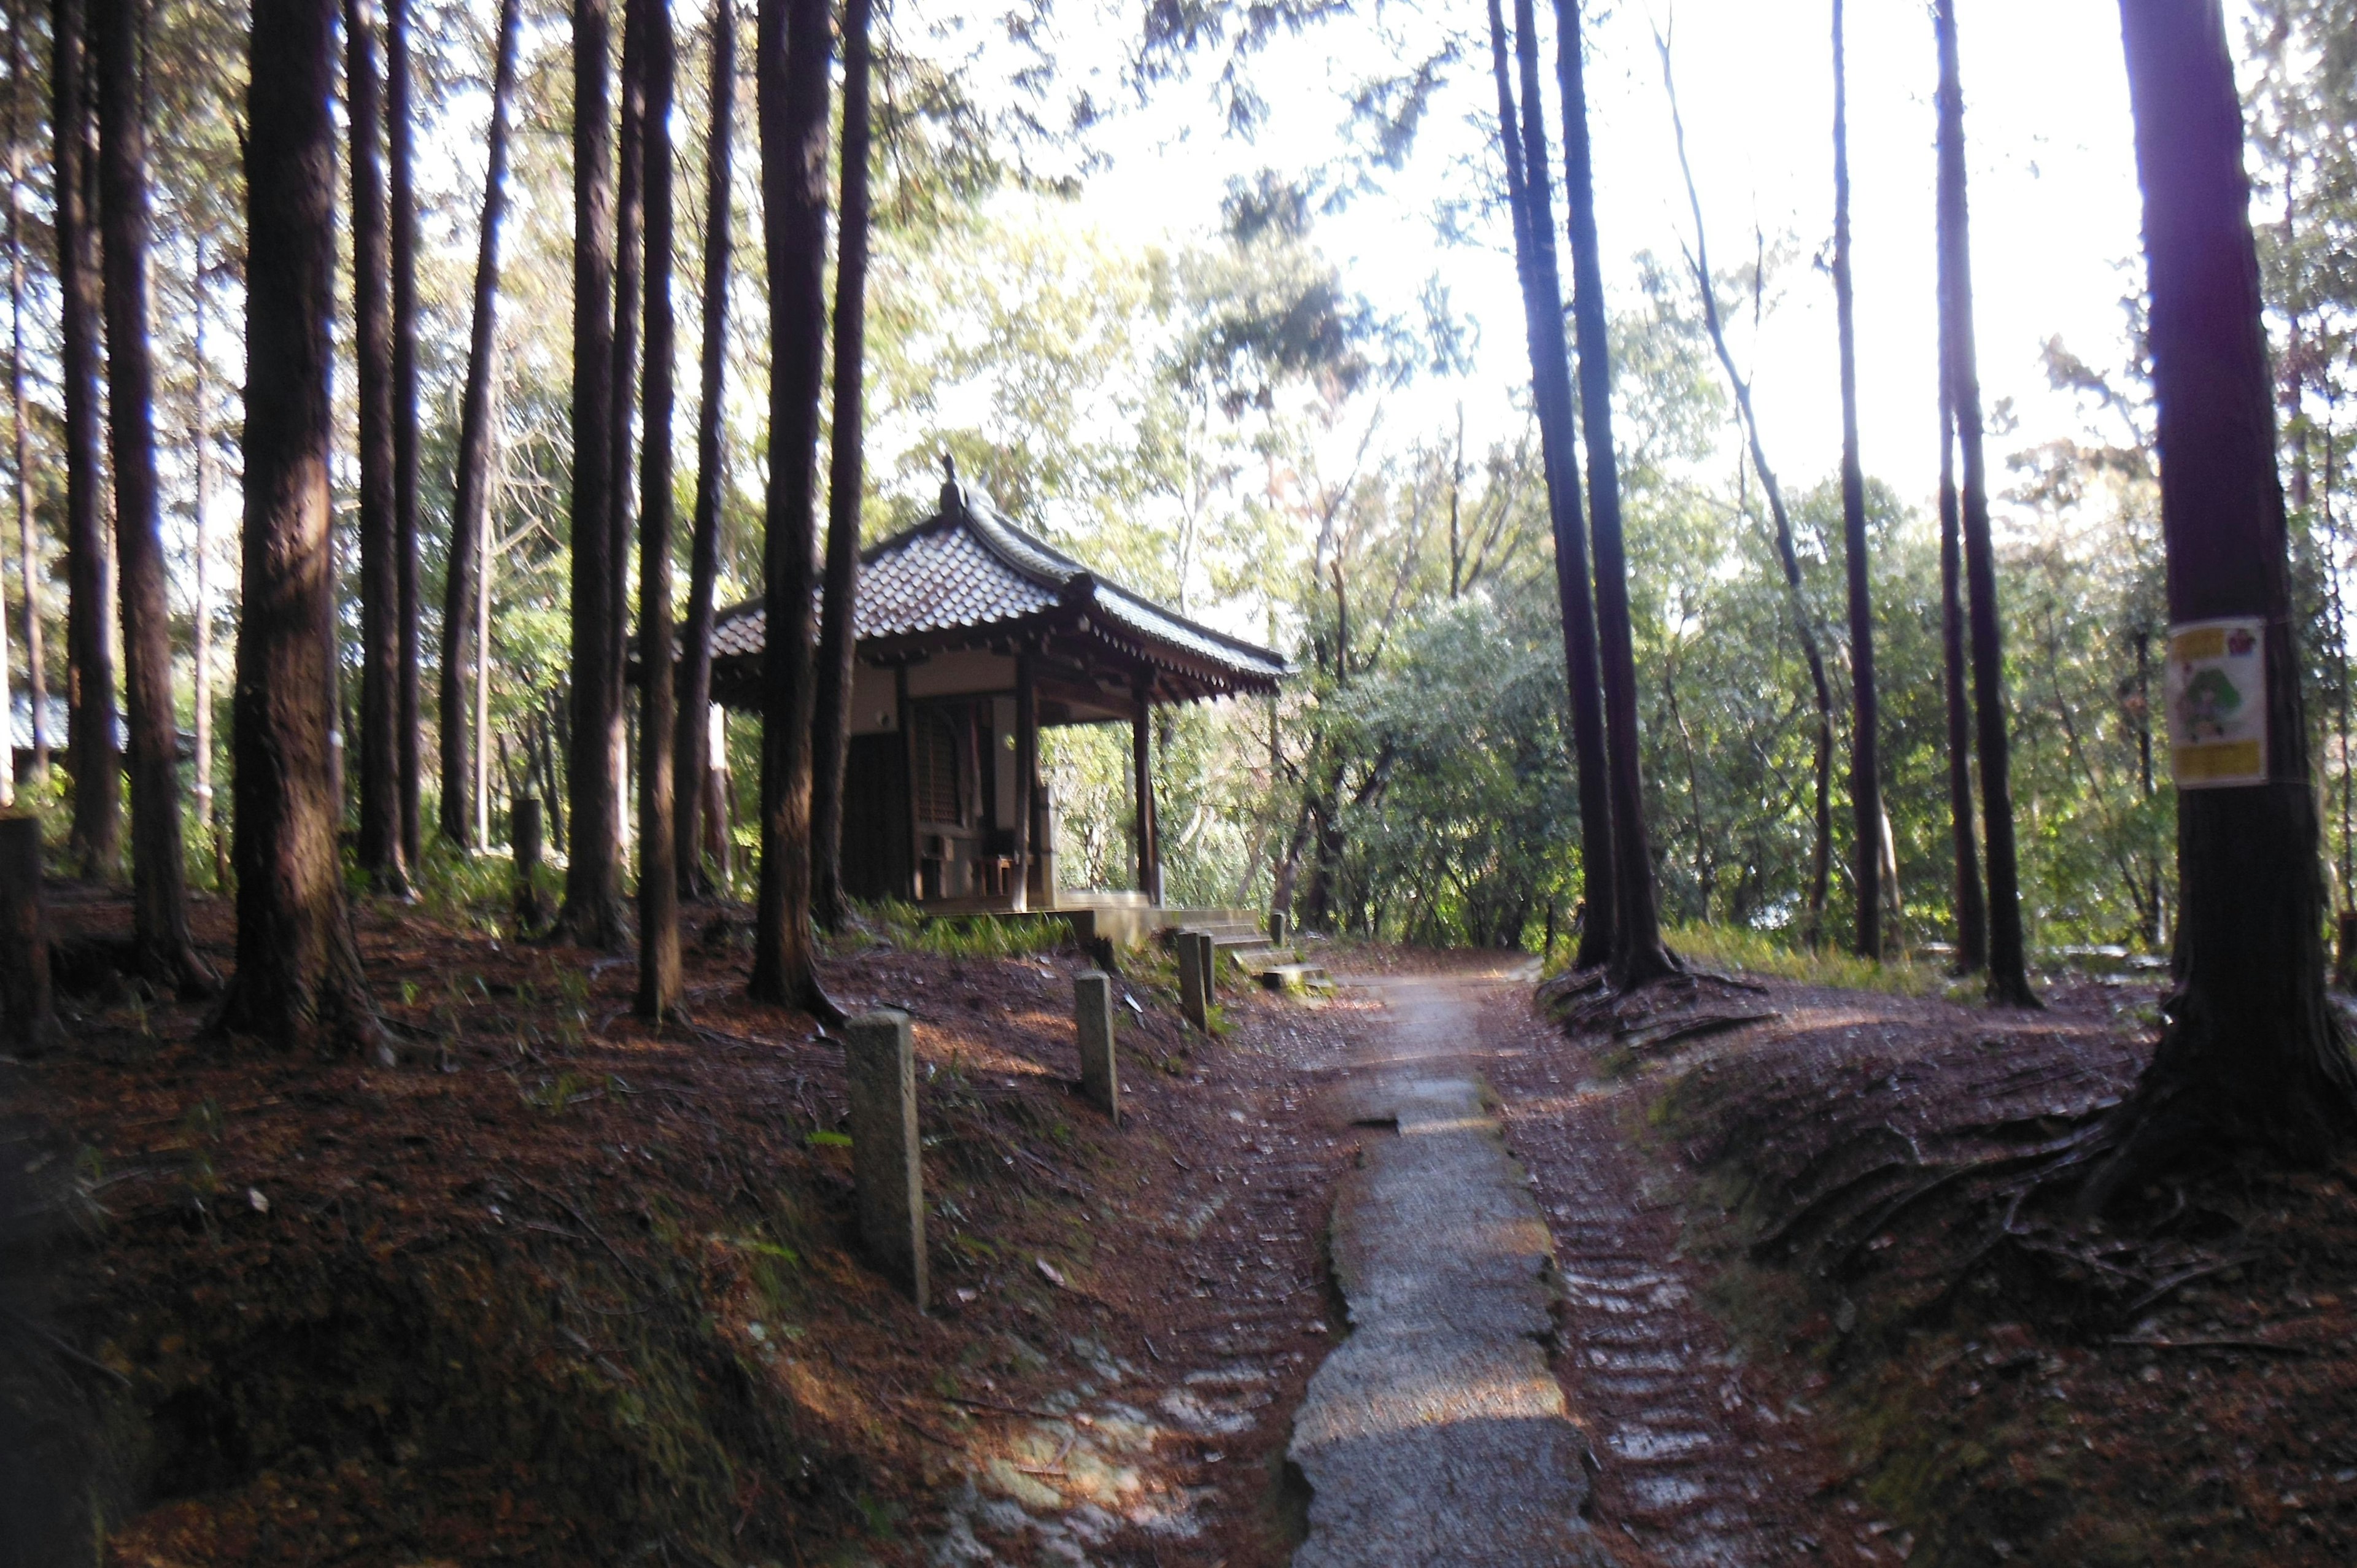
0,816,58,1051
843,1010,927,1308
1075,970,1118,1124
1178,930,1210,1032
511,797,548,933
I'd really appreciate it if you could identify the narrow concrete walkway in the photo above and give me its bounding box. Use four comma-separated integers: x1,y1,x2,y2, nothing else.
1289,969,1608,1567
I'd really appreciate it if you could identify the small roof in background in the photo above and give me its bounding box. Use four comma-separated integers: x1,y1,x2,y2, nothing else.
706,477,1289,708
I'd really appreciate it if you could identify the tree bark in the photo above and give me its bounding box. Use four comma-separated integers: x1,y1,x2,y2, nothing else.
347,0,408,896
633,0,680,1019
1485,0,1615,968
2089,0,2357,1190
96,0,209,989
810,0,873,932
1940,388,1988,970
219,0,381,1056
1565,0,1673,985
8,0,45,785
1934,0,2034,1005
55,0,117,878
555,0,629,946
438,0,521,850
193,245,215,870
607,0,647,864
387,0,422,868
1833,0,1881,959
746,0,838,1019
673,0,733,898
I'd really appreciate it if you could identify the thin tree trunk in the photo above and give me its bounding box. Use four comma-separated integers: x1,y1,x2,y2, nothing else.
1485,0,1615,967
1935,0,2034,1005
347,0,407,895
388,0,422,868
1940,389,1988,969
56,0,117,878
1660,29,1833,952
8,0,44,784
633,0,680,1018
439,0,519,851
219,0,381,1056
192,245,213,863
608,0,647,869
810,0,873,931
746,0,839,1020
96,0,207,987
475,457,492,843
1833,0,1881,959
555,0,629,946
2091,0,2357,1191
1566,0,1673,984
673,0,733,899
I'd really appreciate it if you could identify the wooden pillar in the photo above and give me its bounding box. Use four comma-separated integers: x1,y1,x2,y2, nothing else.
1011,649,1035,912
896,663,919,900
1132,676,1160,904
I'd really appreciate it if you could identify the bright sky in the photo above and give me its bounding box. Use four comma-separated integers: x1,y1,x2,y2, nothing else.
966,0,2157,522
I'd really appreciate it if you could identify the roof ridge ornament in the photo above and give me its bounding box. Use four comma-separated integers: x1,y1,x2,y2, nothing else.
939,452,965,516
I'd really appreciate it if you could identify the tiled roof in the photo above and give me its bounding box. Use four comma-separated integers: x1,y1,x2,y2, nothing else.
706,486,1288,697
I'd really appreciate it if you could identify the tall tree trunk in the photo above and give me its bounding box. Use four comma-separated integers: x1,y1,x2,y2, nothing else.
608,0,647,867
387,0,422,869
96,0,207,987
347,0,408,895
633,0,679,1018
555,0,628,945
1659,29,1834,953
8,0,45,785
1833,0,1881,960
810,0,872,931
1485,0,1615,967
1565,0,1673,984
1934,0,2034,1005
2087,0,2357,1190
1940,389,1988,970
672,0,733,898
219,0,381,1056
56,0,117,877
439,0,520,851
192,243,214,863
747,0,838,1019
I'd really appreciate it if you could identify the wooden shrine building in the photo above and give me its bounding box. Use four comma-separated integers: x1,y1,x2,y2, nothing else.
703,476,1288,912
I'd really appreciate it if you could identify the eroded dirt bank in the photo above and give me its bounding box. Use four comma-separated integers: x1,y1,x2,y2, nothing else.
1491,967,2357,1567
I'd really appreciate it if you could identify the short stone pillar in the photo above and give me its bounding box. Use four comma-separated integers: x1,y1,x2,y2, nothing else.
1178,931,1210,1032
843,1010,927,1308
0,816,58,1052
1075,970,1118,1124
511,797,548,933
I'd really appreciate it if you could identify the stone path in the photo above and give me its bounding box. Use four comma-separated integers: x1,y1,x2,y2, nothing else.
1288,969,1610,1567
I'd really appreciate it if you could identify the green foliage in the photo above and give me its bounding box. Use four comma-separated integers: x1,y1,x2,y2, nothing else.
1662,925,1941,999
867,902,1071,959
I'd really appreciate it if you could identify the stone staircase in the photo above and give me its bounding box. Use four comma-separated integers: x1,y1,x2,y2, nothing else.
1163,910,1331,994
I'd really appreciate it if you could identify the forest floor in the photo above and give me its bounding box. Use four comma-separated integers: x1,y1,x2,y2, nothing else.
2,885,1366,1566
6,894,2356,1567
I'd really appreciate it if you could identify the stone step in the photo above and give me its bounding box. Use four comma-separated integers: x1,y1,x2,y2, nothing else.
1258,962,1331,994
